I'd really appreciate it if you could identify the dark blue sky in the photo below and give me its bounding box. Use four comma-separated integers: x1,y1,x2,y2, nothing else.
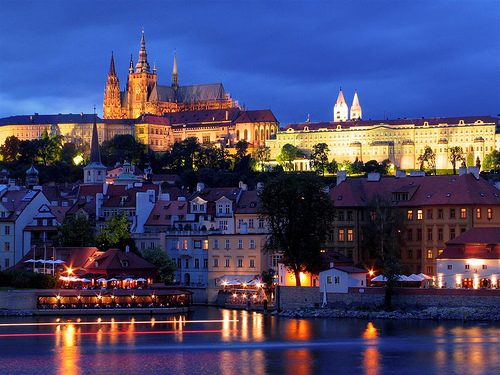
0,0,498,126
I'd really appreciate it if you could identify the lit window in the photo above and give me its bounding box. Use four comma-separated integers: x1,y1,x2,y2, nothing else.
417,210,423,220
203,240,209,250
476,208,481,219
460,208,467,219
427,249,433,259
327,276,332,284
183,240,188,250
487,208,492,219
347,229,354,242
338,229,345,242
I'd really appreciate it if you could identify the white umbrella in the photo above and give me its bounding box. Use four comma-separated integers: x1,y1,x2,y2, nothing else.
97,278,107,282
53,260,66,264
418,273,432,280
408,274,424,281
108,278,118,282
371,275,387,282
398,275,413,282
136,278,147,282
24,259,37,263
81,278,91,282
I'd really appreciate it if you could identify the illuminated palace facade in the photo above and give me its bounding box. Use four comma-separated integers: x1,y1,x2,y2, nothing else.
267,89,499,171
103,31,237,119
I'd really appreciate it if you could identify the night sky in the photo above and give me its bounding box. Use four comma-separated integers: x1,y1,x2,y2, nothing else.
1,0,498,126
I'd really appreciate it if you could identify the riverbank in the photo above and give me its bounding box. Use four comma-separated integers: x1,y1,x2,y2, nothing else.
276,306,500,321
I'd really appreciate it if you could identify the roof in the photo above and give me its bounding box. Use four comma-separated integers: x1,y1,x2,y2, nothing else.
0,188,41,221
190,187,240,203
102,183,157,208
0,113,104,126
333,266,367,274
86,248,157,271
145,200,188,226
284,116,498,132
437,227,500,260
330,173,500,208
235,190,261,214
149,83,227,104
445,227,500,246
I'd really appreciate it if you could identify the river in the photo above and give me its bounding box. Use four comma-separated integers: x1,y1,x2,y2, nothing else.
0,306,498,374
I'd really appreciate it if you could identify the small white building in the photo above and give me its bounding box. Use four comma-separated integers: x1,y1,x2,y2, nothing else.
319,266,367,293
436,227,500,289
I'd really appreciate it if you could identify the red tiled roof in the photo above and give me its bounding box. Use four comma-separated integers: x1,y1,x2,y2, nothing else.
86,248,157,271
235,190,261,214
437,228,500,260
145,200,188,226
102,183,158,208
330,173,500,208
191,187,240,203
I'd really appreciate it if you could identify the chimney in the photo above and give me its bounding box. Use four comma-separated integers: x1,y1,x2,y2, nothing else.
238,181,248,191
336,171,347,185
125,245,130,253
225,111,228,121
468,166,479,179
367,172,381,182
196,182,205,192
395,170,407,178
256,182,264,191
459,166,467,176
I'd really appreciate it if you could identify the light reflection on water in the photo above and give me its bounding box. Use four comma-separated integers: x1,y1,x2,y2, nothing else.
0,307,499,375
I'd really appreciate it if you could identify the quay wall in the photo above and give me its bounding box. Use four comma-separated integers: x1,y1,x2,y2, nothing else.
0,290,38,311
278,286,500,310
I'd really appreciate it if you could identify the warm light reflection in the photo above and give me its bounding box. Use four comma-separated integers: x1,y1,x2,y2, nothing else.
56,324,81,375
284,349,312,375
362,322,378,340
362,322,380,375
283,319,312,341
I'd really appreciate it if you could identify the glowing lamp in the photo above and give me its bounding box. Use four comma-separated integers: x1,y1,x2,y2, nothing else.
233,293,237,298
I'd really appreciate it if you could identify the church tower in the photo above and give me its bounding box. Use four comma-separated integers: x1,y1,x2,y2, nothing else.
172,52,179,90
126,30,157,118
103,52,122,119
333,88,349,122
350,90,362,120
83,113,107,185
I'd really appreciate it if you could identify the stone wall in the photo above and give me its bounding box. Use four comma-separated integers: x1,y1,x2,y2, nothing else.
0,290,38,311
278,286,500,310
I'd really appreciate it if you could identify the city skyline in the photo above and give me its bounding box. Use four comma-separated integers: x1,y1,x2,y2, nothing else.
0,0,499,125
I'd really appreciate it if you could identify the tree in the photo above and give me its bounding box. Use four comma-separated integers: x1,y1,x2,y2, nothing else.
448,146,465,174
417,146,436,175
260,173,335,286
55,213,96,247
361,195,405,310
309,143,330,176
38,130,64,166
326,160,338,174
363,160,381,174
142,246,176,284
484,150,500,172
254,146,271,172
96,213,137,252
0,136,20,162
235,140,249,161
277,144,302,171
476,156,481,170
101,134,145,167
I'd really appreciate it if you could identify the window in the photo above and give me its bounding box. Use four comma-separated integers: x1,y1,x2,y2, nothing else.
225,258,230,268
194,240,201,249
171,240,179,250
249,240,256,249
408,249,413,259
426,209,433,219
447,265,452,270
237,258,243,268
465,264,470,269
225,204,231,214
5,242,10,251
238,219,244,228
203,240,209,250
183,240,188,250
4,226,10,235
225,239,230,249
427,249,433,259
272,255,283,267
338,211,345,221
238,239,243,249
417,210,423,220
213,258,219,267
258,219,265,228
450,209,456,219
249,219,254,228
177,258,182,268
476,208,481,219
426,266,433,275
438,228,443,241
487,208,492,219
195,258,200,268
417,229,422,241
347,211,354,221
417,250,422,259
438,209,444,219
438,249,443,255
347,229,354,242
407,210,413,220
407,229,413,241
184,258,189,269
482,265,487,270
334,276,340,284
338,229,345,242
4,259,9,268
460,208,467,219
219,220,228,231
249,259,255,268
203,258,208,268
327,276,332,284
202,135,210,144
427,228,433,241
213,239,219,249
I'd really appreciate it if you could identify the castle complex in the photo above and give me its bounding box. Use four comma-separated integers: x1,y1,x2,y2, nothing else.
267,89,499,171
103,31,237,119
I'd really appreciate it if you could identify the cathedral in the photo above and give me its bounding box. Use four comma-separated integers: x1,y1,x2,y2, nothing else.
103,31,237,119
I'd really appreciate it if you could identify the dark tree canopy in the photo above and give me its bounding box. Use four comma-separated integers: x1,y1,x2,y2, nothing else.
55,213,96,247
448,146,465,174
260,172,335,286
0,135,21,162
309,143,330,176
142,246,176,284
101,134,145,167
96,213,137,252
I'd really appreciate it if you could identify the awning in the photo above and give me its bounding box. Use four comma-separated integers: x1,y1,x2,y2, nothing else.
219,275,258,285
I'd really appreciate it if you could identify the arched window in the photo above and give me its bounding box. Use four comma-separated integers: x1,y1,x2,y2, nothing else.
236,130,240,140
261,129,264,140
244,129,248,140
255,130,259,141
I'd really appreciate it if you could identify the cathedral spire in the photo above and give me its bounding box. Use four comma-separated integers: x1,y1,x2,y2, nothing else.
83,109,107,185
129,54,134,74
108,51,117,77
90,110,102,164
333,87,349,122
103,52,121,119
350,90,362,120
135,30,150,73
172,51,179,90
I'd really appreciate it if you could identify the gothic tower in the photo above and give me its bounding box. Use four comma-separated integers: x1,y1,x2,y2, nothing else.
126,30,157,118
350,90,362,120
172,52,179,90
83,113,107,185
103,52,122,119
333,88,349,122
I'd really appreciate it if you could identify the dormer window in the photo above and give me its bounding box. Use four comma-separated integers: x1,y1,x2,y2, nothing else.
121,260,129,267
